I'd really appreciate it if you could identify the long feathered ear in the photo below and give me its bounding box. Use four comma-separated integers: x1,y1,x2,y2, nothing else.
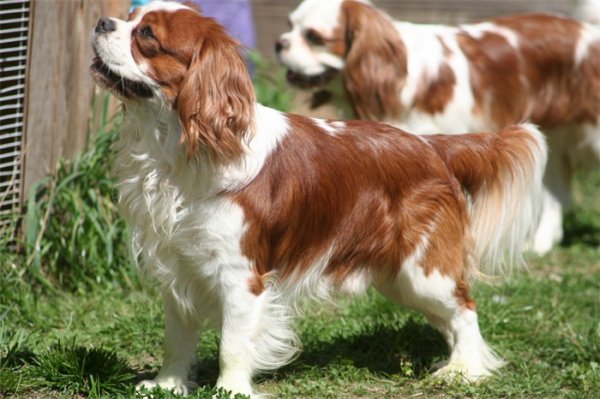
177,20,255,163
341,1,407,120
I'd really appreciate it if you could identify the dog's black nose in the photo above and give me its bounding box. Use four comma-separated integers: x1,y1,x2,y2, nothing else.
275,38,290,53
95,17,116,34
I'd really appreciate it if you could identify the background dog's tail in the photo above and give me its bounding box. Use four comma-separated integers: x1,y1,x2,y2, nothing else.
428,123,547,275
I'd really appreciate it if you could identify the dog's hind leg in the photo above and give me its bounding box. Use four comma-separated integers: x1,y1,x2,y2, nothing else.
377,259,504,381
375,203,504,382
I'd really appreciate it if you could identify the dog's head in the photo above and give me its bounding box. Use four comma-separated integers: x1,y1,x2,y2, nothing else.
276,0,407,119
274,0,351,88
91,1,255,161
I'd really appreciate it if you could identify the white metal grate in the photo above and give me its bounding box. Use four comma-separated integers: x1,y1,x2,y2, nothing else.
0,0,30,228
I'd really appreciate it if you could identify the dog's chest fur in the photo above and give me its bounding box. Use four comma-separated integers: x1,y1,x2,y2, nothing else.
113,108,252,321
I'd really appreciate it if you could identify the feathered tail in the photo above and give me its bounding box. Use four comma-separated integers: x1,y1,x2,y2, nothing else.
428,123,547,274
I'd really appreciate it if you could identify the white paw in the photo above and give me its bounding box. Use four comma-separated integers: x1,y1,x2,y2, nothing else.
432,362,489,384
432,363,471,383
136,378,192,396
216,375,253,397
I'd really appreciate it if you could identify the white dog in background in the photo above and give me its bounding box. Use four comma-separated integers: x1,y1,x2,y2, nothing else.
277,0,600,255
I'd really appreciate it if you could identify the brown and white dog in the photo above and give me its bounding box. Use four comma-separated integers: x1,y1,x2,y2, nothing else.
276,0,600,255
91,1,546,396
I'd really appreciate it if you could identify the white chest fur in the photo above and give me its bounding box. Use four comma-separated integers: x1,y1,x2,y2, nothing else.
115,107,242,318
113,104,290,321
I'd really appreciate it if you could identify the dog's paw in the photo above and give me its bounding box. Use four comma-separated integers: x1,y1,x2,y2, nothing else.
432,362,488,384
215,374,253,397
136,378,193,396
433,364,467,382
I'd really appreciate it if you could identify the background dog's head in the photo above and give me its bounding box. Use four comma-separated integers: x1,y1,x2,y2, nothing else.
276,0,406,119
91,0,255,161
274,0,350,88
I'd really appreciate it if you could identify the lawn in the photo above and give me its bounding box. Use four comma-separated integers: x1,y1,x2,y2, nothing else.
1,58,599,398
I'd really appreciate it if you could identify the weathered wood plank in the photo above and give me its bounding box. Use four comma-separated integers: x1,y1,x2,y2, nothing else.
23,0,128,195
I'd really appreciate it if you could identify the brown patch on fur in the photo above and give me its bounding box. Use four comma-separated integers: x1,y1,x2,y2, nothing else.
247,272,267,296
328,19,347,58
455,283,477,310
494,14,583,126
411,35,457,115
232,115,447,285
414,62,457,114
339,1,407,121
130,8,255,162
231,116,537,300
457,30,525,129
459,13,600,128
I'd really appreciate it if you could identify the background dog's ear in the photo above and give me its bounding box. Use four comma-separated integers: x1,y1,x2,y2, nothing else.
341,1,407,120
177,22,255,163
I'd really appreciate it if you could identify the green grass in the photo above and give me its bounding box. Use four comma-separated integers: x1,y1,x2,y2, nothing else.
1,56,599,398
1,247,598,398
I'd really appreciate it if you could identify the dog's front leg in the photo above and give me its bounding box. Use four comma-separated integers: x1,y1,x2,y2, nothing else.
137,291,199,395
215,282,265,397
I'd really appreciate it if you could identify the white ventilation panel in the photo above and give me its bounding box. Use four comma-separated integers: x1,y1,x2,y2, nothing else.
0,0,30,228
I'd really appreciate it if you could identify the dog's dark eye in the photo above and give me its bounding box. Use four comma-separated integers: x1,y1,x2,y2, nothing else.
138,26,154,38
305,29,324,46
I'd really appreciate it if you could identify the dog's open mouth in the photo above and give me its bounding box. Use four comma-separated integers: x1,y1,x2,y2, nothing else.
90,56,153,99
286,68,338,89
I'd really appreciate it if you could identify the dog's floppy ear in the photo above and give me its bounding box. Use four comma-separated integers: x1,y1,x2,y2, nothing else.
341,1,407,120
177,20,255,163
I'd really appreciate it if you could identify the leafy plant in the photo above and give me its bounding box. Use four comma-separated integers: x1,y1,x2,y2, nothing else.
22,112,135,291
31,340,135,397
250,51,293,112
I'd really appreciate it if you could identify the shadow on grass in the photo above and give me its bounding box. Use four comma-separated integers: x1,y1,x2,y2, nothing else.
561,209,600,247
264,316,448,385
285,317,446,377
1,347,37,368
188,316,447,388
193,356,221,387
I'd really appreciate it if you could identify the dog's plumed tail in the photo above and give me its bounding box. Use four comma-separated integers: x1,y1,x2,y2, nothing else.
428,123,547,275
